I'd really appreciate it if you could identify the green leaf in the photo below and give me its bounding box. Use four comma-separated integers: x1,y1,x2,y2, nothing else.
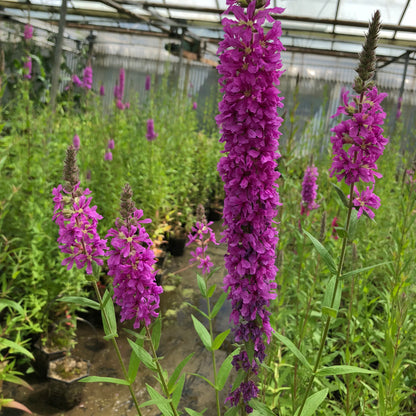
191,315,212,350
185,407,207,416
151,318,162,352
171,373,185,408
128,339,157,371
231,369,246,392
295,388,329,416
206,284,216,298
58,296,100,310
225,406,239,416
340,261,392,280
322,306,338,319
190,373,215,389
0,339,34,360
332,183,349,208
273,332,313,372
168,352,194,393
322,276,342,317
217,349,239,391
127,331,145,383
3,374,32,390
145,384,174,416
101,290,117,338
0,299,24,315
303,230,337,275
79,376,130,385
249,399,276,416
197,274,207,297
316,365,376,377
210,291,227,319
212,329,230,351
184,302,209,320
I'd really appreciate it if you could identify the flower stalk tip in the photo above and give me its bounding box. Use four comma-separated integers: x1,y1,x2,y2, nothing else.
353,9,381,94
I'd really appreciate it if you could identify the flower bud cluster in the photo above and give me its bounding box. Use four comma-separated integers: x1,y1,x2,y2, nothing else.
301,165,319,215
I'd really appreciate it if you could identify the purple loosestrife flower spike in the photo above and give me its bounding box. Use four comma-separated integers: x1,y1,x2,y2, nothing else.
330,10,387,219
107,139,115,149
186,205,219,275
53,145,108,275
24,24,33,40
116,99,124,110
301,165,320,216
216,0,285,410
192,102,197,110
107,184,162,329
145,75,151,91
72,74,82,87
351,185,380,219
82,66,93,90
72,134,80,150
146,119,158,141
104,151,113,161
99,83,105,96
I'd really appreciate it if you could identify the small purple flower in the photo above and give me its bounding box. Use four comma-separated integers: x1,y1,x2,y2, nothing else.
82,66,93,90
301,165,320,215
99,83,105,96
24,24,33,40
104,151,113,161
107,139,115,149
23,56,32,79
351,185,381,219
72,74,82,87
146,119,158,141
186,220,218,275
192,102,197,110
145,75,151,91
72,134,80,150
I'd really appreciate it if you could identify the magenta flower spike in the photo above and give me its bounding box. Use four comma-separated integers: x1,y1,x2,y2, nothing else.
72,74,82,87
99,83,105,96
301,165,320,215
107,184,163,329
24,23,33,40
104,151,113,161
82,66,93,90
146,119,158,141
192,102,197,110
145,74,151,91
72,134,80,150
107,139,115,149
53,146,108,275
216,0,285,411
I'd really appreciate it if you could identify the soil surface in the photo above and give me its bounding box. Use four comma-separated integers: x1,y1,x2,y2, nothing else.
3,221,234,416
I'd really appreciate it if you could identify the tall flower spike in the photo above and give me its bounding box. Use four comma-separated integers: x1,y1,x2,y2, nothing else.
301,164,320,216
53,145,108,275
330,10,387,220
107,185,162,329
216,0,284,411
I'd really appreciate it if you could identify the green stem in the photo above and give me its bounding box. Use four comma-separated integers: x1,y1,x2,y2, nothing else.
92,282,143,416
296,182,355,415
206,289,221,416
145,325,180,416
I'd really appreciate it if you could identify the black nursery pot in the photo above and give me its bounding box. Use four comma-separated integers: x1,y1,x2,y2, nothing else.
32,341,67,379
168,237,187,257
47,356,89,410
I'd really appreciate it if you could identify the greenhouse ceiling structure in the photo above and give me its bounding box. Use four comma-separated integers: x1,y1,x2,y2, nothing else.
1,0,416,91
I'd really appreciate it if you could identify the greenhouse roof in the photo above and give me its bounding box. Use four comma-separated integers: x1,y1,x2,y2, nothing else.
1,0,416,68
